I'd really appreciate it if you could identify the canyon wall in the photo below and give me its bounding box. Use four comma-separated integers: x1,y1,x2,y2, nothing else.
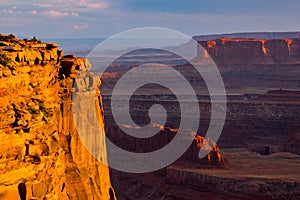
199,38,300,69
197,38,300,155
0,35,115,199
198,38,300,91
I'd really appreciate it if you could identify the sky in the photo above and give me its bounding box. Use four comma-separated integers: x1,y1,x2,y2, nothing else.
0,0,299,38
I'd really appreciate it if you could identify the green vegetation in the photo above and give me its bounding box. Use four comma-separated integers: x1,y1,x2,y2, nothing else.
0,34,16,43
39,102,49,122
29,36,37,42
0,54,10,66
28,107,40,114
39,102,46,113
29,36,41,43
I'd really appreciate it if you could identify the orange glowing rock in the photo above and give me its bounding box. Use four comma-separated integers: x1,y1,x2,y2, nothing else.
206,40,217,49
261,40,267,56
194,135,224,165
0,34,116,200
285,39,293,53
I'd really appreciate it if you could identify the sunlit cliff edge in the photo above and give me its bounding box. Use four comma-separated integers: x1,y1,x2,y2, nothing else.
0,34,116,200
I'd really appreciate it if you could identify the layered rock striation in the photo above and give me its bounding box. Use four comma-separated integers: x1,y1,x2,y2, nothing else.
0,34,115,199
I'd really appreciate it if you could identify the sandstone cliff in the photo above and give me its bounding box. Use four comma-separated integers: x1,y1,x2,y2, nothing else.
197,38,300,91
0,34,116,200
198,38,300,69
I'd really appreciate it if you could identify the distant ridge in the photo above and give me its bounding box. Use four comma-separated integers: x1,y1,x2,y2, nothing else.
39,32,300,56
193,32,300,41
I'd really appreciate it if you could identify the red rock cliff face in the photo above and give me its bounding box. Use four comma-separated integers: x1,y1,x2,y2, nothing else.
196,38,300,155
197,37,300,92
0,35,116,199
198,38,300,70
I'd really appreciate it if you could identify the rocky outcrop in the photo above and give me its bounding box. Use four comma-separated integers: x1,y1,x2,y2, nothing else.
106,122,224,168
182,135,224,167
0,34,115,199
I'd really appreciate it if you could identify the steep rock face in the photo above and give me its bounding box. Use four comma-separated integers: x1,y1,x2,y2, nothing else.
0,34,115,200
198,38,300,91
198,38,300,70
198,38,300,94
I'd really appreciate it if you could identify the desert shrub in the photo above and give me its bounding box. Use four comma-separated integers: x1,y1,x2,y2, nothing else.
0,54,10,66
39,102,47,113
8,34,16,40
0,34,16,43
29,36,38,42
28,107,40,114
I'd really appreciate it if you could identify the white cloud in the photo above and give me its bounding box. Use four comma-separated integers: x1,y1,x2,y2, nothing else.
79,1,107,9
30,9,79,18
71,12,79,17
41,10,69,18
30,10,38,15
33,3,54,8
2,9,14,14
33,0,107,12
3,0,299,39
74,23,89,30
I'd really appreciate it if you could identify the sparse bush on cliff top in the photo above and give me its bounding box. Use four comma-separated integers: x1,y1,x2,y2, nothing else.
29,36,41,43
0,34,17,43
28,107,40,114
0,54,10,66
29,36,37,42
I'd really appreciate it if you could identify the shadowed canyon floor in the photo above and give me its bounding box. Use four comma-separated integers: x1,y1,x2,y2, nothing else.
111,149,300,200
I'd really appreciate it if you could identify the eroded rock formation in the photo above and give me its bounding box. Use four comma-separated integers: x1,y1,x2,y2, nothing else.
0,34,115,199
106,123,224,169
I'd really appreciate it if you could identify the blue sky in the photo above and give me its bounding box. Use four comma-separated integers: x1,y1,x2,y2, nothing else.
0,0,299,38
